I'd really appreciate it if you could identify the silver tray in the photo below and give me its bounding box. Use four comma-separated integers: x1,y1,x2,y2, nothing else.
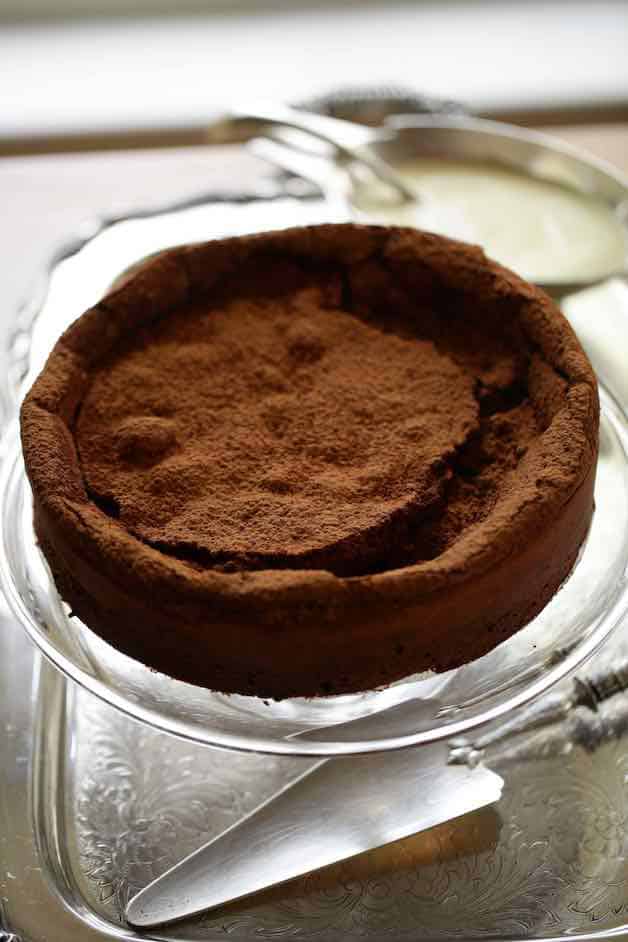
2,117,628,940
2,629,628,942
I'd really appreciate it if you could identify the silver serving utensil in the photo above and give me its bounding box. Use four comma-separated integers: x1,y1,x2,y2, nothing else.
125,739,503,928
449,659,628,767
222,101,417,204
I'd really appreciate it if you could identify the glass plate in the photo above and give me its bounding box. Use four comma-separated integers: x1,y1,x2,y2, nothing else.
2,381,628,756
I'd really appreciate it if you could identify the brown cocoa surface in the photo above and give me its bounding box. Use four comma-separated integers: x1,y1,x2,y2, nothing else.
76,252,556,579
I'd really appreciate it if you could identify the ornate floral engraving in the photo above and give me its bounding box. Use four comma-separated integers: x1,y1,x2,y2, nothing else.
74,697,297,919
65,686,628,939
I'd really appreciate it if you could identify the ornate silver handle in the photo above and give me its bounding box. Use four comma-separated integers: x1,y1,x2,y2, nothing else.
450,660,628,768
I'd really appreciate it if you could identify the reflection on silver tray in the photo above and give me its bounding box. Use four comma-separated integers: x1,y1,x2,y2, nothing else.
2,118,628,940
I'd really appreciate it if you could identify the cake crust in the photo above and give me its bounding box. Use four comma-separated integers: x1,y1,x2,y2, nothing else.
21,224,599,698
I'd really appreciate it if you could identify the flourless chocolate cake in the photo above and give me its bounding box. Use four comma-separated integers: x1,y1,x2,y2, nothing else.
21,225,599,698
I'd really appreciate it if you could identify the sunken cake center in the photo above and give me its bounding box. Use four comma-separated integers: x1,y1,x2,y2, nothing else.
75,281,482,576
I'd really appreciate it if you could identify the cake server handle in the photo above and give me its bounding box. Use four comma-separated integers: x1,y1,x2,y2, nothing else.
449,658,628,768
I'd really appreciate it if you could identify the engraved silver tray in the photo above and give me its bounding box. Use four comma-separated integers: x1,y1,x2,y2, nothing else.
2,117,628,940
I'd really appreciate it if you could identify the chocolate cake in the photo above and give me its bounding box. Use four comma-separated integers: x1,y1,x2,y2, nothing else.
20,225,599,699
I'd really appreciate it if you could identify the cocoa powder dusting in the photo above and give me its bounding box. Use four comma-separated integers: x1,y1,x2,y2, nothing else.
75,253,560,578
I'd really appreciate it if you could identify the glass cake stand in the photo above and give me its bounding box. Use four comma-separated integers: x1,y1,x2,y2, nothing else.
2,387,628,758
1,115,628,759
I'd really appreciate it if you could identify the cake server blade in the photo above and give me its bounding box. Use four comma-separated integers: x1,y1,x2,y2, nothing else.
125,741,503,928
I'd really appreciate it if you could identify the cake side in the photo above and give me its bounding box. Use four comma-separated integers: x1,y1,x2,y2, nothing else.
31,460,595,697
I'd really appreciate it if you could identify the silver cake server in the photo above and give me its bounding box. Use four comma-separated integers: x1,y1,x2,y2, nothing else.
125,739,503,928
125,657,628,929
